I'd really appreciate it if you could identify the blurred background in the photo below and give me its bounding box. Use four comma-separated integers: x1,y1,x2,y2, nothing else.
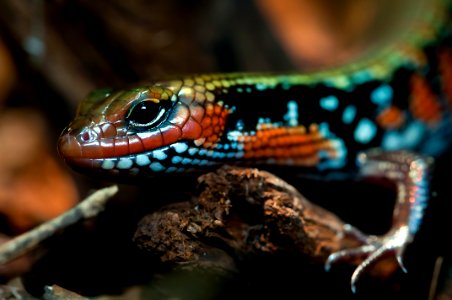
0,0,445,298
0,0,403,236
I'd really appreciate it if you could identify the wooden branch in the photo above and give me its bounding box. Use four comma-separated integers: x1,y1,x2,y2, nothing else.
133,166,361,272
0,185,118,265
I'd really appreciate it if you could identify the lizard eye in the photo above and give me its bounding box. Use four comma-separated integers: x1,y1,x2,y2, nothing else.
126,100,171,130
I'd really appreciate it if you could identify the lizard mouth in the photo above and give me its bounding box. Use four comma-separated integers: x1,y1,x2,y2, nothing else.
58,138,219,175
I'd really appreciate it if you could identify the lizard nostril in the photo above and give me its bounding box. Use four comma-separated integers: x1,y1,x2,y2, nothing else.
81,131,90,141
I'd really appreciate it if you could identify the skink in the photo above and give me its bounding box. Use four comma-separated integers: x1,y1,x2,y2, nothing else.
58,0,452,292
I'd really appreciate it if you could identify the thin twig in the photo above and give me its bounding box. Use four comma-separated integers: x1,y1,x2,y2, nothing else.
0,185,119,265
43,284,89,300
428,256,444,300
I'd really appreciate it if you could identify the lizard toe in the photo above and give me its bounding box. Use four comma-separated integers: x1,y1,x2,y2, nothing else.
325,225,411,293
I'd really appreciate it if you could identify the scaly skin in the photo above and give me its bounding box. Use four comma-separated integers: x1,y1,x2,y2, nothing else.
58,0,452,292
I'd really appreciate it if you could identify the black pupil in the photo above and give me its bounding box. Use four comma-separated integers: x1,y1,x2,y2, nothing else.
127,100,165,127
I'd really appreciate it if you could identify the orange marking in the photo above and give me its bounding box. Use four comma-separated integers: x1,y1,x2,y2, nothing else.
201,117,212,128
376,106,405,129
205,103,214,115
212,116,219,126
207,134,219,142
214,105,223,115
195,103,232,148
203,127,214,138
438,47,452,107
241,124,338,164
292,156,320,166
149,88,167,99
410,73,441,124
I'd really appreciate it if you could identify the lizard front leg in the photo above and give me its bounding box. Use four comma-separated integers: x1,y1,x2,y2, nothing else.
325,149,434,292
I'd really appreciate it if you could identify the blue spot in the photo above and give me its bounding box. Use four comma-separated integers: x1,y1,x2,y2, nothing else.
320,96,339,111
136,154,151,166
351,70,372,84
256,83,267,91
317,150,329,159
334,139,347,158
236,120,244,131
423,138,447,155
188,148,199,156
283,100,298,126
281,78,291,90
117,158,133,169
371,84,393,106
354,118,377,144
403,121,425,148
318,122,330,136
317,139,347,170
318,158,346,170
227,152,236,158
342,105,356,124
153,149,167,160
381,121,426,151
102,160,115,170
181,158,192,165
172,142,188,154
420,119,452,155
381,131,402,150
282,84,290,90
150,162,165,172
171,156,183,164
166,166,177,173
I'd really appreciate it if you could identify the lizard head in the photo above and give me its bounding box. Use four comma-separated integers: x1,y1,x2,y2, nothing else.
58,81,230,177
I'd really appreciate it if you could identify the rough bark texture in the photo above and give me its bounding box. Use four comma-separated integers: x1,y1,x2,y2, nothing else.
132,166,393,299
134,166,356,268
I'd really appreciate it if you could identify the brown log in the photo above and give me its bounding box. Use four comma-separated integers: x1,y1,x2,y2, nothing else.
133,165,362,273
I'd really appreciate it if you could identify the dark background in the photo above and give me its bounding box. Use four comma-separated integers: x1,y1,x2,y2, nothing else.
0,0,450,299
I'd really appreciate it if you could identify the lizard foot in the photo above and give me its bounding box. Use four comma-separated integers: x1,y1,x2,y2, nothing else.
325,224,411,293
323,149,432,292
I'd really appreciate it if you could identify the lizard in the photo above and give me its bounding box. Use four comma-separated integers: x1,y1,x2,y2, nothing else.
57,0,452,292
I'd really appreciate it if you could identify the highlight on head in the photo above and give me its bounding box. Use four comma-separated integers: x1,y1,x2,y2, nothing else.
58,85,177,161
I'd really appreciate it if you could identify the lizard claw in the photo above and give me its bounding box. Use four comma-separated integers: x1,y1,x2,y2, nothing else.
325,150,432,292
325,225,411,293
